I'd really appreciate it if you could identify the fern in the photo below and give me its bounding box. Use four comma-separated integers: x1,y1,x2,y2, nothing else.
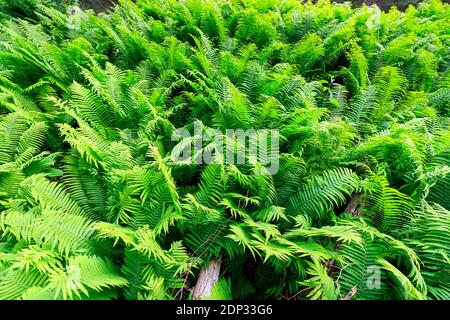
287,168,360,220
0,0,448,301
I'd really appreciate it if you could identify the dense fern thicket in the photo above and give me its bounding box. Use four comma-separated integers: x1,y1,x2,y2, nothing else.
0,0,449,300
333,0,424,11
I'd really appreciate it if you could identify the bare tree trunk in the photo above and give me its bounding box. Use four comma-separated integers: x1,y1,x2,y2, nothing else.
192,256,222,300
345,192,363,216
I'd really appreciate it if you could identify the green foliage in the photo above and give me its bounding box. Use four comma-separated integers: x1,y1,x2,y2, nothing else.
0,0,449,300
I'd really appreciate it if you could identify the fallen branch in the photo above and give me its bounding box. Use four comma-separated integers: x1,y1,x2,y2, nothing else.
340,286,358,300
192,256,222,300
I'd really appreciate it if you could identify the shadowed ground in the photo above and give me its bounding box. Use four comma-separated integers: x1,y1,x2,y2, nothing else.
332,0,446,10
79,0,118,12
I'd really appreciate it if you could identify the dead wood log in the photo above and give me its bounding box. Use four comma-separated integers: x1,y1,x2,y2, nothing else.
340,286,358,300
192,256,222,300
345,192,363,216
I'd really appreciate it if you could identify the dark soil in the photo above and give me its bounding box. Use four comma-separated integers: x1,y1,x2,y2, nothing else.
79,0,118,13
